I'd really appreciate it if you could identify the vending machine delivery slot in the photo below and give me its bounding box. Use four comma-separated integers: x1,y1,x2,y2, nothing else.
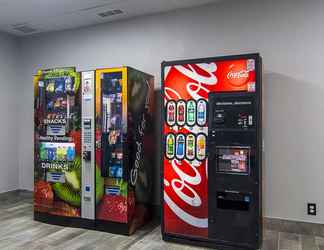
216,191,251,211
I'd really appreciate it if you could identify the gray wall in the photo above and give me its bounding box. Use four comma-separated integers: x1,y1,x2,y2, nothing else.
0,32,19,193
17,0,324,223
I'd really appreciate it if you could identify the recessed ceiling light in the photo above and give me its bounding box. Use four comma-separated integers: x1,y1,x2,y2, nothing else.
97,9,123,18
13,25,37,34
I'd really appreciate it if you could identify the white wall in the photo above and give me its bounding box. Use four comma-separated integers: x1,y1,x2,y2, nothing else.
0,32,19,193
17,0,324,223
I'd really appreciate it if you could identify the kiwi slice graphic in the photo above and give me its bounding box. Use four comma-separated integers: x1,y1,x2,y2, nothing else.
52,156,81,207
52,157,104,207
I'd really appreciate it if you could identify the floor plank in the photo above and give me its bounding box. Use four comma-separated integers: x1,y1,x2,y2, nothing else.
0,192,323,250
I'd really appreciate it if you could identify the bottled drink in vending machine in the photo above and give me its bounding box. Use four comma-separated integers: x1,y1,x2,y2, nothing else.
176,135,185,159
187,101,196,126
47,146,56,161
197,100,207,126
178,105,185,123
167,136,174,156
166,134,175,159
186,134,195,160
168,104,175,123
40,144,47,160
197,134,206,160
67,146,75,161
57,146,64,161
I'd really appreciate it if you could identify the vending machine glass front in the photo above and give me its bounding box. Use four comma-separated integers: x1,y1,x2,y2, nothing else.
101,72,124,178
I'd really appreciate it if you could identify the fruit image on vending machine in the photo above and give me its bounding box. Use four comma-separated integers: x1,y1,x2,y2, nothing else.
161,54,262,250
34,66,154,235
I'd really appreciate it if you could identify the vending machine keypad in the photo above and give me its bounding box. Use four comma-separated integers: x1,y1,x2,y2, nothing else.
81,71,96,220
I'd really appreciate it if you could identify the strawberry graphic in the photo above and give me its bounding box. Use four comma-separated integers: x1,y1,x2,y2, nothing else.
70,130,81,155
34,180,54,212
97,195,128,223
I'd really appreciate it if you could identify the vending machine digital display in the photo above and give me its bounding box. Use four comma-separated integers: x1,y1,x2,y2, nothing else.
34,66,154,235
161,54,262,250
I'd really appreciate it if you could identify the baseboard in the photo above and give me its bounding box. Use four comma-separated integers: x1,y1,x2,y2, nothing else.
0,188,20,195
1,190,324,236
263,217,324,236
0,189,33,199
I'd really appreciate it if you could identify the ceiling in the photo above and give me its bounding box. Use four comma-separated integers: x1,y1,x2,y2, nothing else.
0,0,220,36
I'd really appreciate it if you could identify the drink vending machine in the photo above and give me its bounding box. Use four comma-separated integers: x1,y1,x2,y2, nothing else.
162,54,262,249
34,67,154,235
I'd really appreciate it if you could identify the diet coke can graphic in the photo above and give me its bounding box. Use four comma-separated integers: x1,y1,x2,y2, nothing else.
162,57,256,239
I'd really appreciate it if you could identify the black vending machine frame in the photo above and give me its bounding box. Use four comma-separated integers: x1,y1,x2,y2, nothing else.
161,53,262,250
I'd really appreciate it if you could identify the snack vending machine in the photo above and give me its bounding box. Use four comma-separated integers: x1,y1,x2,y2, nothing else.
162,54,262,250
34,67,154,235
34,67,83,220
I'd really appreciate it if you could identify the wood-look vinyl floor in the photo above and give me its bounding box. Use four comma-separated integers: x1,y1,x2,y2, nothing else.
0,191,322,250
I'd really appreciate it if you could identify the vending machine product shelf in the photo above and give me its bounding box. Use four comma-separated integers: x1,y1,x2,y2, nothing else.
161,54,262,250
34,66,154,235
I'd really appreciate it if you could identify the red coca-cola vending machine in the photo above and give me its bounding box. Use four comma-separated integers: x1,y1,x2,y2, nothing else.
161,53,262,250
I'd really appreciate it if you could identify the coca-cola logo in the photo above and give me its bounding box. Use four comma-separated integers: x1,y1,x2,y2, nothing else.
164,160,208,228
227,70,249,80
226,64,249,86
163,63,210,233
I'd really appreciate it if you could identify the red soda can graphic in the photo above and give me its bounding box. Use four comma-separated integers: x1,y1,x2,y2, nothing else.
166,101,176,126
177,100,186,126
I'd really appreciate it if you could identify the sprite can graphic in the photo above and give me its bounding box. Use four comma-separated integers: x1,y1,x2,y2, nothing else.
187,100,196,126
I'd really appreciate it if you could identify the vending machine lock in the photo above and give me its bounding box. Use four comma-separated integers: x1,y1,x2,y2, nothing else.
83,151,91,161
